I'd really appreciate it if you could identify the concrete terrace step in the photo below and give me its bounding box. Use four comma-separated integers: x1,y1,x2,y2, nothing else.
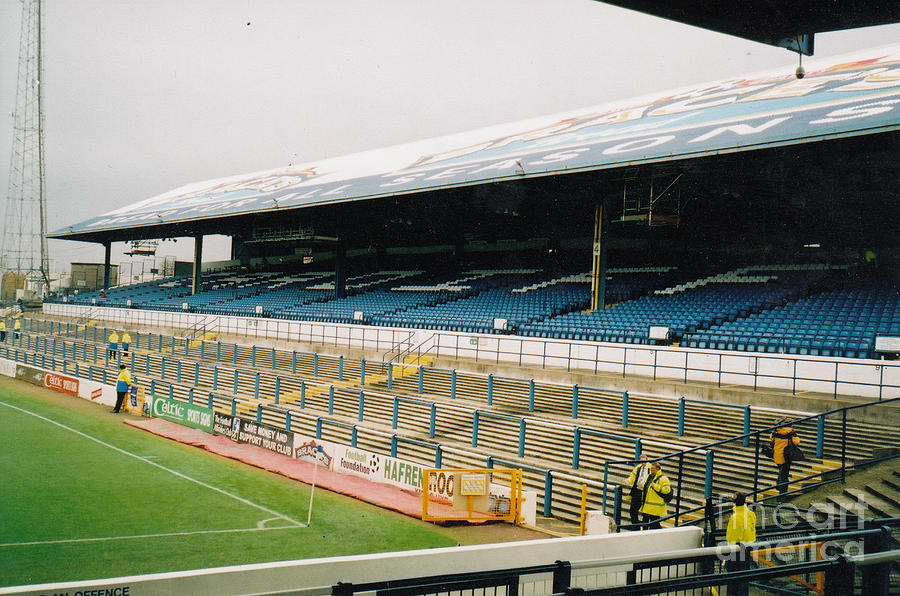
845,487,900,518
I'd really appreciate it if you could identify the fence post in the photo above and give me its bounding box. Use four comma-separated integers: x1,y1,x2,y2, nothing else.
285,410,291,432
274,377,281,404
705,450,715,499
233,369,239,395
338,355,344,381
602,462,609,515
817,415,825,458
861,524,892,594
487,374,493,405
212,366,219,391
392,397,399,429
450,369,456,399
543,471,553,517
328,385,334,415
572,384,579,418
472,411,480,447
518,419,526,458
612,485,623,529
418,365,423,394
256,403,262,424
216,341,221,361
271,347,276,370
429,403,436,438
387,363,393,389
360,359,366,385
291,350,297,374
622,391,629,427
572,428,581,469
528,379,535,412
188,388,194,405
677,396,686,436
251,345,257,368
300,381,306,408
635,437,642,460
254,372,260,400
743,405,751,447
358,391,365,421
313,353,319,376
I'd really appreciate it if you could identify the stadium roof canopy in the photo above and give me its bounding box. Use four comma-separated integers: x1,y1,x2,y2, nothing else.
51,44,900,245
595,1,900,55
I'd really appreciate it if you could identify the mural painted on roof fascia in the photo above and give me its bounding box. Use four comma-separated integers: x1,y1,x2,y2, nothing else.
55,45,900,236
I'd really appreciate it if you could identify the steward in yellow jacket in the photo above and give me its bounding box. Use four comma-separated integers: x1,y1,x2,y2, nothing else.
726,492,757,544
639,462,672,529
770,420,801,494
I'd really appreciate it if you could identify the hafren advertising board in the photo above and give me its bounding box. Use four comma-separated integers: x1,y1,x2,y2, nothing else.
332,444,454,504
151,395,214,432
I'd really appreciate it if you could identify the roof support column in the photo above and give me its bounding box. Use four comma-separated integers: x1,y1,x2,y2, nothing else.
102,241,112,290
590,199,608,311
192,234,203,295
334,240,346,299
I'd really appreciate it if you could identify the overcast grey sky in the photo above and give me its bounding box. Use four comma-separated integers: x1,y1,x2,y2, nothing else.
2,0,899,274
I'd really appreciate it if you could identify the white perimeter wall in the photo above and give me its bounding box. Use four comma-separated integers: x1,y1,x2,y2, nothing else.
4,527,702,595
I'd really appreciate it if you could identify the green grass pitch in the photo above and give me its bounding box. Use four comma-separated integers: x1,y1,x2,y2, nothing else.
0,380,458,587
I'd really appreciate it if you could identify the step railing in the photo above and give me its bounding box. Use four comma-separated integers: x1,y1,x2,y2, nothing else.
383,330,432,363
605,397,900,531
185,315,218,341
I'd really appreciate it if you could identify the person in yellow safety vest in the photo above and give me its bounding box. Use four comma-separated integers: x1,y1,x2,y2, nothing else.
625,455,652,525
726,492,757,544
639,462,673,530
113,364,132,413
121,331,132,354
107,330,119,359
13,318,21,340
770,418,801,495
725,491,757,573
0,319,6,342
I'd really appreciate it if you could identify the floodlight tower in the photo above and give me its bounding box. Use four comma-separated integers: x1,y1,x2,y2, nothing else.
1,0,49,299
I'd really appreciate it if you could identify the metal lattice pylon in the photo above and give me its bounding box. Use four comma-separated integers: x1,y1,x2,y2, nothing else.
1,0,49,297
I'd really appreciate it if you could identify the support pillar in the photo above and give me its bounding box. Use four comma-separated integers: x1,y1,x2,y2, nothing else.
192,235,203,295
102,241,112,290
334,239,346,299
590,200,608,311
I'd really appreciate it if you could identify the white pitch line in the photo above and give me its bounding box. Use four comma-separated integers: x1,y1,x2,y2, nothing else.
0,400,306,528
1,525,299,548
